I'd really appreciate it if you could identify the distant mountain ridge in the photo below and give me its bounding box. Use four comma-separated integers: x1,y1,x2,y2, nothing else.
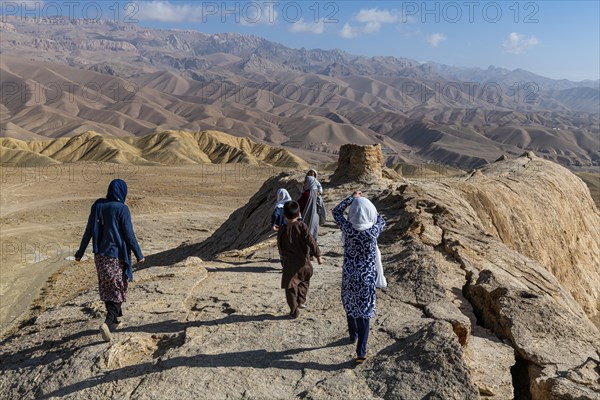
2,17,596,89
1,16,598,168
425,63,600,91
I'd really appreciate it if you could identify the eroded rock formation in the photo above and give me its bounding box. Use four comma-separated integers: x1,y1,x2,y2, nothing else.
197,151,600,398
331,144,383,184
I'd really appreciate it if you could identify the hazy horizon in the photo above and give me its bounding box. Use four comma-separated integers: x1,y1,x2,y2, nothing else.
2,0,598,81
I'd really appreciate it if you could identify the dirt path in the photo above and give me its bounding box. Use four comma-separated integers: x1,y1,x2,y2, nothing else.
0,222,407,399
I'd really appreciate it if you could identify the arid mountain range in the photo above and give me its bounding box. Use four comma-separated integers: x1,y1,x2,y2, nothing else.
0,130,308,168
1,17,598,168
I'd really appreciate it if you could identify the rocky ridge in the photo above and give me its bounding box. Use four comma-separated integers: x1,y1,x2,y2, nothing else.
0,148,598,399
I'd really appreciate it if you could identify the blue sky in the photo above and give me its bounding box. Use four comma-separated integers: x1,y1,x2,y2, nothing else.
2,1,599,80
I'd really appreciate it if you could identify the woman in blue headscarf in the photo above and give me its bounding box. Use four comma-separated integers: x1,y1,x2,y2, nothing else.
75,179,144,342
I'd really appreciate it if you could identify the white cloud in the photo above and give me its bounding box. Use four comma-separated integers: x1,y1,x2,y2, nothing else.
339,7,405,39
363,21,382,34
340,23,360,39
136,1,203,23
354,8,399,24
427,33,447,47
136,1,279,25
289,18,324,34
503,32,539,54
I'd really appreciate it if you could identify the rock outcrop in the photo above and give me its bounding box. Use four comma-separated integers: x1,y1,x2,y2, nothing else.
331,144,383,184
373,152,600,398
197,172,305,257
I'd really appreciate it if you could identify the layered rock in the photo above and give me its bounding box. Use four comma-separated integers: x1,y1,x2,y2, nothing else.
374,153,600,398
331,144,383,184
196,151,600,397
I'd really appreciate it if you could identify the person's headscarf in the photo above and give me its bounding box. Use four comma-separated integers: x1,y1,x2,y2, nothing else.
275,188,292,208
348,197,378,231
106,179,128,203
303,175,319,192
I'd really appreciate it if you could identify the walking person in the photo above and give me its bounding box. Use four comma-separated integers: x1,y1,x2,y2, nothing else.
332,191,385,365
271,188,292,231
306,169,327,226
277,201,322,319
74,179,144,342
298,175,320,254
306,169,323,196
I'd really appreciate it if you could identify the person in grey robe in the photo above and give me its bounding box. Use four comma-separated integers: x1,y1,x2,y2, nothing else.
298,176,320,254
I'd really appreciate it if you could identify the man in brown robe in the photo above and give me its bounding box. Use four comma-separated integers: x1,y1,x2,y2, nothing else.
277,201,323,318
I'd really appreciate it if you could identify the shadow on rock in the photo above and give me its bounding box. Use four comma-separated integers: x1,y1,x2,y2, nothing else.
41,338,353,398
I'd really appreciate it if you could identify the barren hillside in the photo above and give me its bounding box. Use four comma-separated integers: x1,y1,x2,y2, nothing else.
0,130,309,168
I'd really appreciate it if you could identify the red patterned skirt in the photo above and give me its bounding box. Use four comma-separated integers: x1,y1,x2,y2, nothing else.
94,255,128,303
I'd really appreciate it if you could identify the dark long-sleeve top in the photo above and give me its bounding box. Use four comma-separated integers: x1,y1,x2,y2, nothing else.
75,199,143,281
277,220,321,289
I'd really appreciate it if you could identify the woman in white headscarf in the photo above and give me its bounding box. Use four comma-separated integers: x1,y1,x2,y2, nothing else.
306,169,326,226
272,188,292,231
306,169,323,196
332,191,385,365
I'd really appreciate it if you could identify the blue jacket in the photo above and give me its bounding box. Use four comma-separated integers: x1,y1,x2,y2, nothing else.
271,207,287,228
75,179,143,281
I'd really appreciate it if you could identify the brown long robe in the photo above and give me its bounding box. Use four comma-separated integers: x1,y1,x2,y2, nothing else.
277,220,321,289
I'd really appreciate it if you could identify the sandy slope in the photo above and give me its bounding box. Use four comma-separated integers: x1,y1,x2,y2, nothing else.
0,164,270,335
0,130,309,168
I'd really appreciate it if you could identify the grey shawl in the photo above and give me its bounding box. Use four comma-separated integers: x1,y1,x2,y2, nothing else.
302,176,320,241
